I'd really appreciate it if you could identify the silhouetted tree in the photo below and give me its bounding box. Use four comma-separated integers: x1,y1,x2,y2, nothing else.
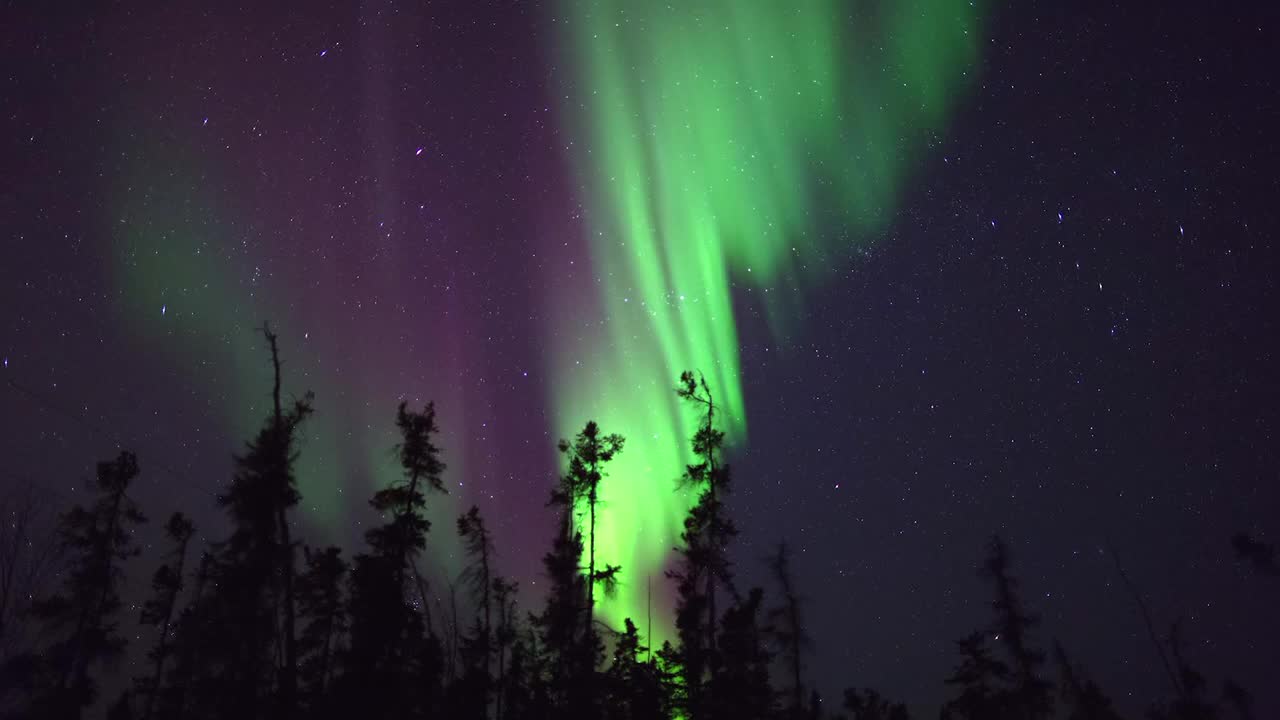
159,551,212,720
136,512,195,720
1053,641,1123,720
767,542,809,718
942,536,1052,720
342,400,447,718
206,326,313,719
455,505,497,719
0,481,64,663
707,588,774,720
26,451,147,719
557,421,625,636
669,370,737,720
843,688,910,720
602,618,666,720
1147,621,1218,720
492,577,519,720
295,546,346,711
535,504,594,719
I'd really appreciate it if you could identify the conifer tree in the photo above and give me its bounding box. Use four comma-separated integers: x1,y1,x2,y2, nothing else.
29,451,147,719
492,577,519,720
296,546,347,709
343,401,446,717
708,588,774,720
767,542,809,719
942,536,1052,720
669,370,737,720
209,326,313,718
456,505,496,719
136,512,195,720
1052,641,1122,720
843,688,910,720
557,421,625,639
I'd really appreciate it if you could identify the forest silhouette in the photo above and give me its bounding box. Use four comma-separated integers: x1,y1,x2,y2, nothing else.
0,328,1268,720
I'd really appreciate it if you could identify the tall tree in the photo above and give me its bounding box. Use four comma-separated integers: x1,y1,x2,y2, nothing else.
669,370,737,720
295,546,347,710
29,451,147,719
492,577,519,720
767,542,809,719
0,481,64,662
942,536,1052,720
1052,641,1122,720
707,588,775,720
208,326,313,718
557,421,625,639
457,505,496,718
136,512,195,720
535,502,593,719
342,400,446,717
982,536,1052,720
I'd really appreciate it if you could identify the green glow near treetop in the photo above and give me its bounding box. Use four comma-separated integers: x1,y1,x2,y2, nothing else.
552,0,983,638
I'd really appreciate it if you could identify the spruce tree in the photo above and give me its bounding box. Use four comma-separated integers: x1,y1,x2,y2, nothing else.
136,512,195,720
296,546,347,711
669,370,737,720
209,326,313,718
28,451,147,719
342,401,446,717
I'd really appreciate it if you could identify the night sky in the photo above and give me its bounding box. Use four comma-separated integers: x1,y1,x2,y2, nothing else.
3,1,1278,718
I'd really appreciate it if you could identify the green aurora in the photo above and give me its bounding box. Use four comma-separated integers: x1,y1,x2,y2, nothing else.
552,0,984,636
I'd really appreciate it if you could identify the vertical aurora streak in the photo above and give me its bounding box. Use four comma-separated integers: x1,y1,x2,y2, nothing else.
552,0,983,634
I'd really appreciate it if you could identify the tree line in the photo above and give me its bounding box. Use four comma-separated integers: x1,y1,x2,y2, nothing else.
0,327,1271,720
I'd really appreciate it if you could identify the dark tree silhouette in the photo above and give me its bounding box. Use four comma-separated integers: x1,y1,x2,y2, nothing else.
0,481,64,663
707,588,775,720
1052,641,1123,720
557,421,625,638
207,326,313,719
535,499,594,719
843,688,910,720
343,400,447,718
136,512,195,720
669,370,738,720
602,618,666,720
26,451,147,719
942,536,1052,720
492,577,519,720
455,505,497,719
295,546,347,710
767,542,810,719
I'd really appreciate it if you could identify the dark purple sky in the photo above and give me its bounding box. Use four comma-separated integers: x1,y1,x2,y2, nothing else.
3,2,1279,716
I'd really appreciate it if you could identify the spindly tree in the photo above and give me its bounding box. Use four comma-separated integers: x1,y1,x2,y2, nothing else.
209,326,313,718
27,451,147,719
296,546,347,711
342,401,446,717
669,370,737,720
456,505,496,718
767,542,809,719
136,512,195,720
557,421,625,639
942,536,1052,720
707,588,775,720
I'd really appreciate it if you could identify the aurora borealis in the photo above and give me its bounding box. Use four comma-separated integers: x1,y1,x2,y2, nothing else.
6,0,1280,714
550,0,981,631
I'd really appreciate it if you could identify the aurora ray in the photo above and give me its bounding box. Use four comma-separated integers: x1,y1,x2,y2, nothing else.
551,0,984,635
